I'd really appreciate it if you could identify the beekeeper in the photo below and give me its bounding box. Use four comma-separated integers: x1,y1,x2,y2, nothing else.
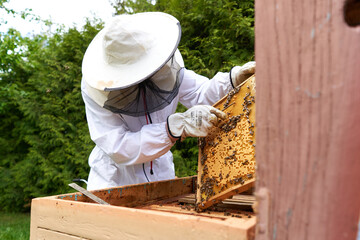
81,12,255,190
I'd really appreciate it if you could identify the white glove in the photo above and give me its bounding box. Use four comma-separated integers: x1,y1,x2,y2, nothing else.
230,61,256,87
167,105,226,141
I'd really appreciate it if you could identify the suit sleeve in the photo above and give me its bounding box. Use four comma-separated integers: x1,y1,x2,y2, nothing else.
178,69,233,108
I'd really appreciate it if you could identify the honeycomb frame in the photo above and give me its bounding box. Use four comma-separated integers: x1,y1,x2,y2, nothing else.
196,75,256,211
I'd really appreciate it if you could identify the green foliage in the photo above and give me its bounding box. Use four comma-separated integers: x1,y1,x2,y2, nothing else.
0,0,40,26
0,21,103,212
0,212,30,240
172,137,199,177
0,0,10,12
0,0,254,212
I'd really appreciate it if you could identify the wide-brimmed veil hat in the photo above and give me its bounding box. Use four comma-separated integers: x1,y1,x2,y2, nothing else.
82,12,183,91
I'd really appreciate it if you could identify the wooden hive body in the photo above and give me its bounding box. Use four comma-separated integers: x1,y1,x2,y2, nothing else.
30,176,256,240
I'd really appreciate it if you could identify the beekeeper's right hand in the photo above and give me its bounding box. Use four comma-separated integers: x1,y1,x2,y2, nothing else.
166,105,226,141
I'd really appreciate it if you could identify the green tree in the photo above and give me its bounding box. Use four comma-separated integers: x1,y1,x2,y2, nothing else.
0,21,102,211
0,27,39,211
0,0,10,12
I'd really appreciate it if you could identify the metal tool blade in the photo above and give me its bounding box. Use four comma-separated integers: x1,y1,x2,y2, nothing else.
68,183,110,205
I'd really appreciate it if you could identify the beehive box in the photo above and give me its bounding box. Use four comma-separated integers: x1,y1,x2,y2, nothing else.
197,75,256,210
30,176,256,240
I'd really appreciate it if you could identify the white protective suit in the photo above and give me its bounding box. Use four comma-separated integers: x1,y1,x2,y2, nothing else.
82,68,233,190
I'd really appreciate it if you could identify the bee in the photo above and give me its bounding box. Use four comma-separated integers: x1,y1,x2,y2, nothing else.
240,178,245,184
224,212,231,216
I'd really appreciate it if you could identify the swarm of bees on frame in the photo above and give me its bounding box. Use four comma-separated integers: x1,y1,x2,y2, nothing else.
196,77,256,211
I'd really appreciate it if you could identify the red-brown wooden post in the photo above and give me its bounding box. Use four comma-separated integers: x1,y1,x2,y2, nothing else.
255,0,360,239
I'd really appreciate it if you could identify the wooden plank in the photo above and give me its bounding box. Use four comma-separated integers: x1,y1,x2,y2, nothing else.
197,76,256,210
255,0,360,239
30,197,256,240
58,176,195,207
178,193,256,205
140,204,256,220
178,193,255,211
198,179,255,210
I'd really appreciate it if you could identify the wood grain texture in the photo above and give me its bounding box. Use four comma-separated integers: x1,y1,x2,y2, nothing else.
255,0,360,239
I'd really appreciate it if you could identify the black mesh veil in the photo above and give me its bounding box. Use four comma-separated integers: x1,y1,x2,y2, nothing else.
103,57,184,117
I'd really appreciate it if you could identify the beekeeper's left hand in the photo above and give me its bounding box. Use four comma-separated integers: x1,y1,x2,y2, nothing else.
230,61,256,87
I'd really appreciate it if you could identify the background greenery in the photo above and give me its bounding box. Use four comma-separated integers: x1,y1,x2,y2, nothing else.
0,212,30,240
0,0,254,212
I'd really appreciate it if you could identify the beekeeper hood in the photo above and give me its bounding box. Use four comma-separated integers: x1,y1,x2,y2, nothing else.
82,12,184,117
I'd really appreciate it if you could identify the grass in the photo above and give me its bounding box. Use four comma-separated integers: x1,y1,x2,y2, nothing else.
0,212,30,240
